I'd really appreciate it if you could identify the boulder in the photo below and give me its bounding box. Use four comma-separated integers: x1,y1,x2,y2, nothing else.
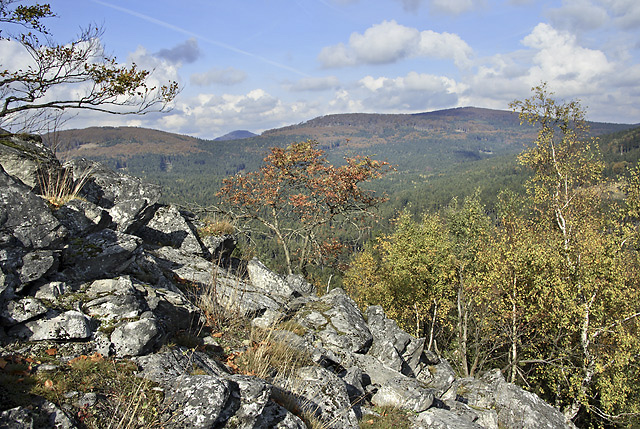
248,258,300,300
61,229,142,280
53,199,111,236
110,316,161,357
0,133,60,189
413,407,486,429
448,369,577,429
277,365,359,429
370,375,435,413
200,233,236,261
69,158,161,233
1,297,48,326
165,374,231,428
0,166,67,249
294,288,372,363
137,205,204,255
11,310,94,341
366,305,425,376
19,250,58,286
0,399,77,429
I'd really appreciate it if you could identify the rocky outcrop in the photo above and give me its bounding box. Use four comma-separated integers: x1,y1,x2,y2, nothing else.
0,133,576,428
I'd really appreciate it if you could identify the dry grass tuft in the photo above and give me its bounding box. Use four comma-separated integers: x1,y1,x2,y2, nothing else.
198,215,235,237
228,326,314,380
38,164,93,208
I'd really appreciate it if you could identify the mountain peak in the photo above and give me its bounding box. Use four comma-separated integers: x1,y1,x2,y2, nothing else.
214,130,257,141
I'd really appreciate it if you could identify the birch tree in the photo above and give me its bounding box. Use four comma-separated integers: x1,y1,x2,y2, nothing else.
510,83,640,424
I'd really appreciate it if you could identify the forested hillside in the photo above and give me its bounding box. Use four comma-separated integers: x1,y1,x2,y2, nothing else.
50,107,634,214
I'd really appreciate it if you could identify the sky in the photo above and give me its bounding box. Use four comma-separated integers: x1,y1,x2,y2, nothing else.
3,0,640,139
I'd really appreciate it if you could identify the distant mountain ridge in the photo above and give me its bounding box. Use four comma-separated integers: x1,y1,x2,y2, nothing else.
47,107,637,208
214,130,257,141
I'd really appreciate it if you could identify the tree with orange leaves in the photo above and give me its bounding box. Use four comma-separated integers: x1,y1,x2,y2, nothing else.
217,140,392,275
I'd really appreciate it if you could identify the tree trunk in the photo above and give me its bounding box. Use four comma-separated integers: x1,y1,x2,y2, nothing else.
428,298,437,352
457,269,469,377
510,275,518,383
271,207,293,275
564,294,597,421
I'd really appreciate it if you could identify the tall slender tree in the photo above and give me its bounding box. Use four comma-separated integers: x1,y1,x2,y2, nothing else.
511,83,640,423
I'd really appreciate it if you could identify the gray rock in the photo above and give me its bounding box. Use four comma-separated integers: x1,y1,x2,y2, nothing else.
70,158,161,233
138,205,204,255
134,349,229,386
0,166,67,249
111,317,161,357
366,305,425,376
254,401,307,428
251,308,285,329
33,281,73,301
0,270,14,303
1,297,48,326
279,366,359,429
61,229,142,280
286,274,316,296
20,250,57,285
140,246,281,316
15,310,94,341
0,133,60,189
413,407,485,429
83,276,157,325
370,376,435,413
0,400,77,429
53,199,111,236
145,246,211,288
450,369,577,429
85,292,145,322
340,366,367,405
166,374,230,429
200,234,236,261
416,357,457,396
215,269,284,316
222,375,297,428
143,284,204,332
352,353,440,413
306,288,372,356
248,258,299,299
367,337,405,373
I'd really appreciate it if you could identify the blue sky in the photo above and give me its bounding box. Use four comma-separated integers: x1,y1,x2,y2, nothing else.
8,0,640,138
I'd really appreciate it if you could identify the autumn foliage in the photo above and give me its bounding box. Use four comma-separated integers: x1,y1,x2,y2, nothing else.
345,85,640,427
217,140,392,275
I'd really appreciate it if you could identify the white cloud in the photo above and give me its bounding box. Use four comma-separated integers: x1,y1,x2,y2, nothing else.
349,20,419,64
152,88,322,138
190,67,247,86
522,23,612,92
357,72,462,111
318,20,473,68
417,30,473,67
